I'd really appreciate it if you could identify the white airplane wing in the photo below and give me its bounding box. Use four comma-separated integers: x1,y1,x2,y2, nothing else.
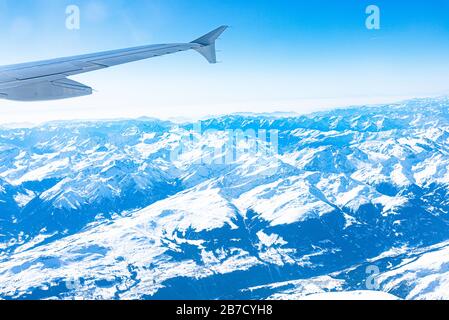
0,26,227,101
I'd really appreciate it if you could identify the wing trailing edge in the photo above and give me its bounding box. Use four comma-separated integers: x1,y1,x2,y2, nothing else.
191,26,228,64
1,78,92,101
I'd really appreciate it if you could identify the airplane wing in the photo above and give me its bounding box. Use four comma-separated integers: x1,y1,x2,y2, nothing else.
0,26,228,101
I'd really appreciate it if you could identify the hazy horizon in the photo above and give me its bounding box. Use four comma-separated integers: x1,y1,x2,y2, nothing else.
0,94,445,127
2,0,449,123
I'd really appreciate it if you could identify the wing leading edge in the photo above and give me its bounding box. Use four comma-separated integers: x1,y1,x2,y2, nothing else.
0,26,228,101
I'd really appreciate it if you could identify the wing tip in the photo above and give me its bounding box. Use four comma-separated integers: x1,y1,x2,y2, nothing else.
192,26,228,64
191,26,229,46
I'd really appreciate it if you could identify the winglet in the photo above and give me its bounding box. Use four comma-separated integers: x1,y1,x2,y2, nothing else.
191,26,228,64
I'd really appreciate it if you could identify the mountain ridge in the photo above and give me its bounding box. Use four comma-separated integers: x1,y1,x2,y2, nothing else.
1,97,449,299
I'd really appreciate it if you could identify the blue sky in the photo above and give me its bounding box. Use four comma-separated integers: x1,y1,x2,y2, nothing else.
1,0,449,123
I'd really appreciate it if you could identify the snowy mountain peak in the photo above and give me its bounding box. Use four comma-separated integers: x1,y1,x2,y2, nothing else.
1,97,449,299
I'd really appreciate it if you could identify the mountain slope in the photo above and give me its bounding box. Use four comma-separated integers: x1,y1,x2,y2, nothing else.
1,97,449,299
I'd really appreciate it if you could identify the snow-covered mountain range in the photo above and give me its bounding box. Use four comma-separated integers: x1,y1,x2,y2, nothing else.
1,97,449,300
